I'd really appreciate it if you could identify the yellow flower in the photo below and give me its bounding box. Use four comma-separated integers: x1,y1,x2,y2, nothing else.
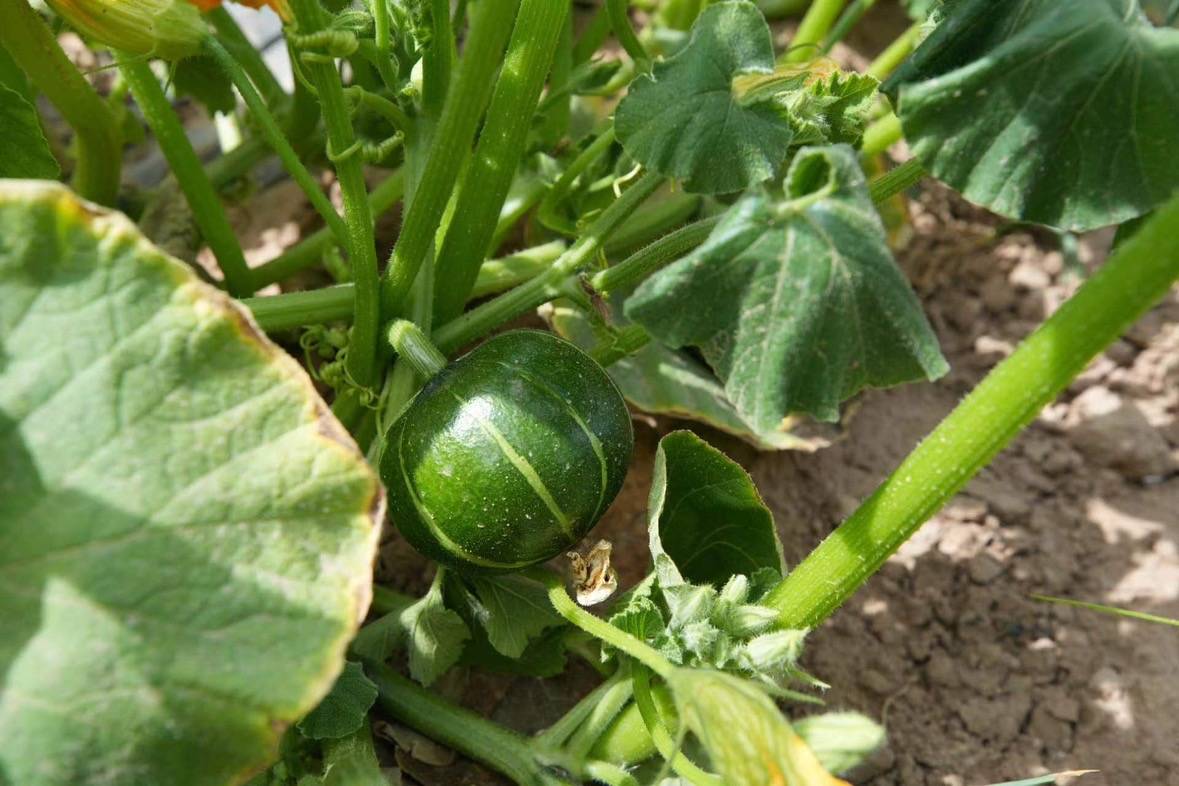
46,0,208,60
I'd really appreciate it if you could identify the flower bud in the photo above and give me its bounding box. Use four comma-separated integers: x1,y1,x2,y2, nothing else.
46,0,207,60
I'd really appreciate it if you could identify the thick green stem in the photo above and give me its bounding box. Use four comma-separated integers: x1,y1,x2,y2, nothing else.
245,240,556,330
206,7,286,109
591,216,719,294
120,58,252,296
535,672,628,751
204,37,347,250
250,172,403,288
606,0,649,68
784,0,847,63
243,285,353,331
604,192,701,257
564,676,634,760
0,0,121,204
433,171,661,354
764,194,1179,628
867,157,925,203
379,0,520,318
822,0,875,52
421,0,455,116
386,319,447,379
471,241,567,299
290,0,382,387
366,662,568,786
532,568,675,679
431,0,570,322
860,111,903,157
866,22,922,81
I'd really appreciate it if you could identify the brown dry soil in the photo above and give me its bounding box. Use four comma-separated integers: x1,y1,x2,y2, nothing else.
369,181,1179,786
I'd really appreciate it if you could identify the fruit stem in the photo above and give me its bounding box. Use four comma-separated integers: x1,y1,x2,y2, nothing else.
387,320,447,379
530,568,675,680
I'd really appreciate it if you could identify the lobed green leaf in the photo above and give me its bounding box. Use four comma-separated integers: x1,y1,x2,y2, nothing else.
627,144,947,427
885,0,1179,231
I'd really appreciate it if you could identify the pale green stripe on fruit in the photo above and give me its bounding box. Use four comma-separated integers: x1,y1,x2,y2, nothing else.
396,424,535,570
496,361,610,522
447,390,575,539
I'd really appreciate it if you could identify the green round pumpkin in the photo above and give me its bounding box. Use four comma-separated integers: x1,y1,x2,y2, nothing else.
381,330,634,572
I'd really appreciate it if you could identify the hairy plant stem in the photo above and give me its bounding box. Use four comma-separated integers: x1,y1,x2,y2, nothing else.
860,111,903,157
119,58,252,296
290,0,381,387
535,671,629,750
433,170,662,354
0,0,121,204
784,0,847,63
421,0,455,117
532,568,674,679
764,194,1179,628
867,157,925,203
243,285,353,330
206,7,286,109
590,216,719,294
431,0,571,322
250,171,404,288
822,0,875,52
366,662,571,786
386,320,446,379
244,241,558,330
204,37,347,251
379,0,520,318
866,21,922,81
471,241,567,299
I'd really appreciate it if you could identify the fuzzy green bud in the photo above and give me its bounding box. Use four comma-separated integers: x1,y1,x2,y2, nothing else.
47,0,208,60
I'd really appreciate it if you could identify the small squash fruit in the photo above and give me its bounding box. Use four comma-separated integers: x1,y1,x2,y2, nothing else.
382,330,634,572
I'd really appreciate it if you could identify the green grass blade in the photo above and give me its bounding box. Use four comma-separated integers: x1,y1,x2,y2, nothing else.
984,771,1098,786
1033,596,1179,629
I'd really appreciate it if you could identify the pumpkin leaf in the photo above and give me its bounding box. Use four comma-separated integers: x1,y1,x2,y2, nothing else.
546,301,822,451
297,662,379,741
883,0,1179,231
626,144,947,426
615,1,794,194
648,431,783,587
463,574,563,659
0,181,381,786
0,85,60,179
317,725,393,786
399,573,469,686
